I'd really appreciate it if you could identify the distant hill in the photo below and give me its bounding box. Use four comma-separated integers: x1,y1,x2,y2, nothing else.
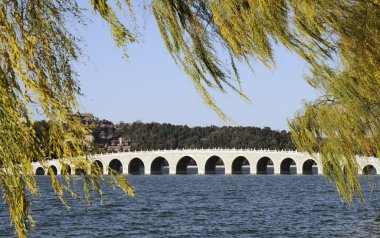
91,120,296,152
34,118,296,153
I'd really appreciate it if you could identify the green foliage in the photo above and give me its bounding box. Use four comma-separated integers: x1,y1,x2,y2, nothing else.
289,1,380,203
152,0,380,203
90,120,295,151
0,1,135,237
151,0,333,120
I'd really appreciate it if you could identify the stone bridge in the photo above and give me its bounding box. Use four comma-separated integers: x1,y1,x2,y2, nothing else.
32,149,380,176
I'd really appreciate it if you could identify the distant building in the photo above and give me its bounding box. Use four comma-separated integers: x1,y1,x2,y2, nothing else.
78,112,95,143
85,134,94,143
77,113,132,152
79,113,95,125
99,130,106,139
106,137,131,152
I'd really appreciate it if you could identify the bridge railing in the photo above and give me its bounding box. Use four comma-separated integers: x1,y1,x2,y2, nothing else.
97,148,300,156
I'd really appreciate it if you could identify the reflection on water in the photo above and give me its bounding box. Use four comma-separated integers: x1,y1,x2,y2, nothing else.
0,175,380,237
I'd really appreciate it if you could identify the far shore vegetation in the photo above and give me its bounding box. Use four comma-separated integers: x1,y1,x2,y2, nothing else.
34,117,295,154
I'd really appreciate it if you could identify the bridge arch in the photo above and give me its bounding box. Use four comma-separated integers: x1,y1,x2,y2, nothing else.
151,156,169,175
205,155,225,174
48,165,58,175
363,164,377,175
176,156,198,174
75,168,86,175
109,159,123,174
35,167,45,175
92,160,104,175
128,158,144,175
61,164,71,175
280,158,296,175
257,157,274,174
302,159,318,175
232,156,250,174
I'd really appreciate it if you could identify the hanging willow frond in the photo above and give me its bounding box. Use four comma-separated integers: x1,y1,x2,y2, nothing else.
151,0,379,204
289,1,380,203
0,1,136,237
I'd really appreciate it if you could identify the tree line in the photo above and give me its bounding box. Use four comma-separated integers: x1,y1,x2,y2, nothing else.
91,120,295,152
34,119,296,153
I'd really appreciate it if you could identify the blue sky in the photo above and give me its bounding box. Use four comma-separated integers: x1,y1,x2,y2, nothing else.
75,5,319,130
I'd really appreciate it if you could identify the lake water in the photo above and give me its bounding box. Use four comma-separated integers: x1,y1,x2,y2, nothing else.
1,174,380,237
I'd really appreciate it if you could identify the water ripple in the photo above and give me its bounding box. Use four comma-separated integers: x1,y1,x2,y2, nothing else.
0,175,380,237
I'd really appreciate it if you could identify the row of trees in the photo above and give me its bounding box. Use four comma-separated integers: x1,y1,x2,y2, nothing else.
92,120,295,152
